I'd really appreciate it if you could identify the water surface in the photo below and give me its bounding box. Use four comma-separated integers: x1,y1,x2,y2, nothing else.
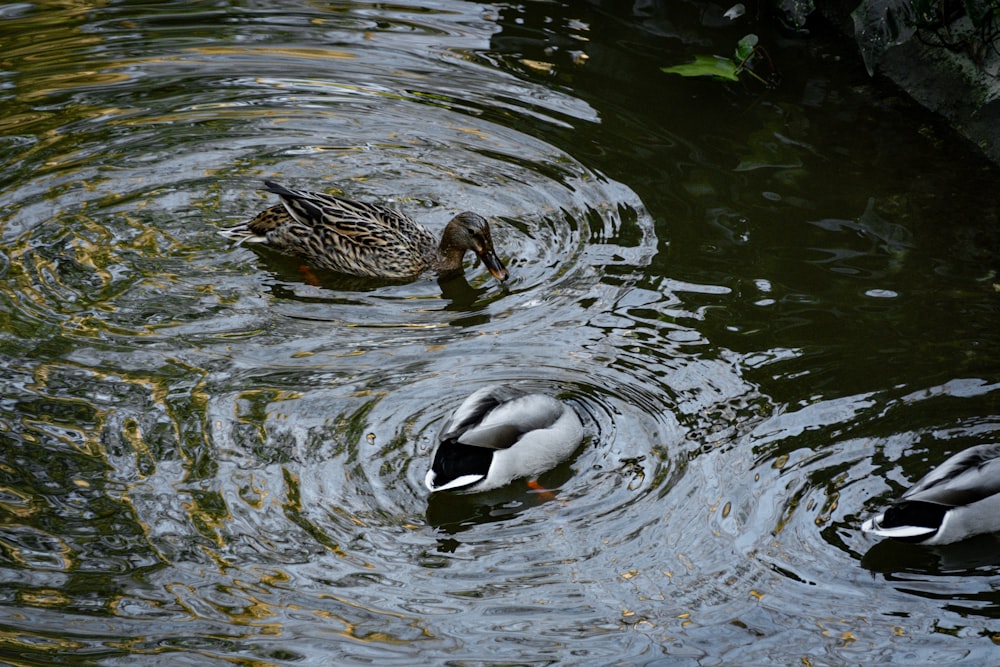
2,1,1000,664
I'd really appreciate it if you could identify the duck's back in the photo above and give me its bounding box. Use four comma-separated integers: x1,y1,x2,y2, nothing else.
250,182,439,279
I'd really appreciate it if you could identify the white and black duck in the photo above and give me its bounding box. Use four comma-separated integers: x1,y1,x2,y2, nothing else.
425,385,584,494
862,443,1000,545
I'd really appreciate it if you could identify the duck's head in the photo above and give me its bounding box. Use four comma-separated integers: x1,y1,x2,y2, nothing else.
441,212,509,282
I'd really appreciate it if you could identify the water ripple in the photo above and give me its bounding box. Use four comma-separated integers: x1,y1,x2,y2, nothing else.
3,1,1000,665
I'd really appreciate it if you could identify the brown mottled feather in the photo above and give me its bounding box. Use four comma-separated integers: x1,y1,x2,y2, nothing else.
220,181,509,282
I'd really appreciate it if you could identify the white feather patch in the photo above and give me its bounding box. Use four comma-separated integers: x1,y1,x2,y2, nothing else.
426,471,484,492
861,516,935,538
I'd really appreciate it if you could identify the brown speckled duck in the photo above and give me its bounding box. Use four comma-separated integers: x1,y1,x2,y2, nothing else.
220,181,509,282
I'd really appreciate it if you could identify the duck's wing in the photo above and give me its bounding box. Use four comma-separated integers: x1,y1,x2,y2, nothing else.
901,444,1000,507
438,386,564,451
263,181,429,248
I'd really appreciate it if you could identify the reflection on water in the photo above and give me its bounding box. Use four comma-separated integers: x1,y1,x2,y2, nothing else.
2,0,1000,664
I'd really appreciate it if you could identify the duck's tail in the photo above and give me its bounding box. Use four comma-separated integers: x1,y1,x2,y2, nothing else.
218,222,267,246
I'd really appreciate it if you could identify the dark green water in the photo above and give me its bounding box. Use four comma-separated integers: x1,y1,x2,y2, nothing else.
2,1,1000,664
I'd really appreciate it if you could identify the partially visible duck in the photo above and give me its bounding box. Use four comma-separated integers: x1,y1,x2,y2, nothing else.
220,181,509,282
425,385,584,493
862,443,1000,545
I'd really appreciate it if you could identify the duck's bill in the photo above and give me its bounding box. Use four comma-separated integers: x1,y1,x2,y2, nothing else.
479,249,509,282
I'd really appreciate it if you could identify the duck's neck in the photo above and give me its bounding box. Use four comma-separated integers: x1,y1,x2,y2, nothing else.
433,227,467,275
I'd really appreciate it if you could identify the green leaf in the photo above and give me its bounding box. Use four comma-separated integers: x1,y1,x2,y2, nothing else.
735,34,759,62
661,55,740,81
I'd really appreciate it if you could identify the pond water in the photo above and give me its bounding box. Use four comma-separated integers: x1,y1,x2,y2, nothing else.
2,1,1000,664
